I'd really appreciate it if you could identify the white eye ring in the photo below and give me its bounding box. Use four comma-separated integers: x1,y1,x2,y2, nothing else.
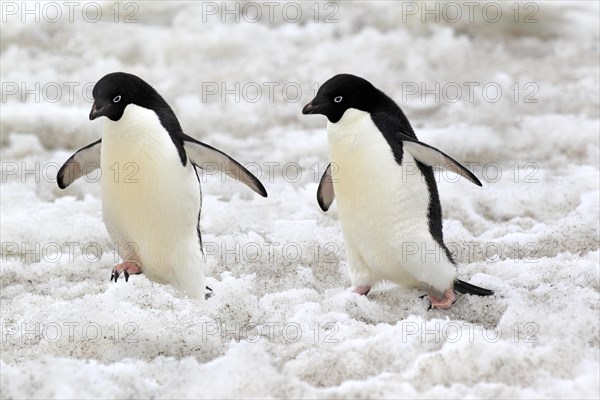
334,96,343,103
113,95,121,103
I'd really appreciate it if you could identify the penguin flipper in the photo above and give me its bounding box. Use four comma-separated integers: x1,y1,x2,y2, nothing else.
56,139,102,189
397,132,482,186
181,134,267,197
454,279,494,296
317,163,335,211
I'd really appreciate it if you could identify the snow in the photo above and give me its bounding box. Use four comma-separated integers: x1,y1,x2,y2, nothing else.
1,1,599,398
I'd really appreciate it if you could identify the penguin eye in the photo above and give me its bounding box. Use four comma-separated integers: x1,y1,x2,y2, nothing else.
113,95,121,103
334,96,343,103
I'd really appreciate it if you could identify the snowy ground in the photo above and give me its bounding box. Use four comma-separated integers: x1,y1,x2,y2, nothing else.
1,1,599,398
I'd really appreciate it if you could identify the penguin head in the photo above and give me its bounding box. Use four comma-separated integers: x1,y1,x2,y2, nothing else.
89,72,155,121
302,74,382,123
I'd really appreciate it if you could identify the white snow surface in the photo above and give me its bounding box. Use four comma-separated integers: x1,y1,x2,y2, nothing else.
1,1,599,398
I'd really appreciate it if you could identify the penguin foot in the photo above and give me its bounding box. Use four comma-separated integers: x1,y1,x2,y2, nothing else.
111,262,143,282
353,285,371,296
427,288,456,309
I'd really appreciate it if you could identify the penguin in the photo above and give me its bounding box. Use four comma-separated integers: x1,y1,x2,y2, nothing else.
57,72,267,299
302,74,493,309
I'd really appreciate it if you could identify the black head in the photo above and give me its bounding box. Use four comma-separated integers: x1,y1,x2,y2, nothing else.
89,72,168,121
302,74,391,123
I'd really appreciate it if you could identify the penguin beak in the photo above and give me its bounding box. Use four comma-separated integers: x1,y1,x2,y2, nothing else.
302,101,320,115
89,102,105,120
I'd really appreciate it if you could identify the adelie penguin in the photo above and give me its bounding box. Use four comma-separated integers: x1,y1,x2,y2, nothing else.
303,73,493,309
57,72,268,299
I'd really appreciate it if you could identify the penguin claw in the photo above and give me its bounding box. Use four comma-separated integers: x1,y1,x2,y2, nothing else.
427,288,456,309
353,285,371,296
110,262,142,284
205,285,214,300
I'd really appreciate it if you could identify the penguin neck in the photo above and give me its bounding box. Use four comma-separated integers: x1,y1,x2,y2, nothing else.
326,108,385,189
103,104,187,166
327,108,372,145
101,104,180,166
103,104,162,141
327,108,373,153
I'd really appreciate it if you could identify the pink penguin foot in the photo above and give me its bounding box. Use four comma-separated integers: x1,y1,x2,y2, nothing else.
353,285,372,296
428,288,456,309
111,262,143,283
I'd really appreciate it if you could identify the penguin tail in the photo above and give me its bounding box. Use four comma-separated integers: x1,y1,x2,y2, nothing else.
454,279,494,296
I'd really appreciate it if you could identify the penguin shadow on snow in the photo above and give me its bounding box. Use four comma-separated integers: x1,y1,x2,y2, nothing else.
335,285,505,329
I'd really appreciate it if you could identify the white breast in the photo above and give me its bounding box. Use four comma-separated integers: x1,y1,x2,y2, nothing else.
327,109,456,292
100,104,204,297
